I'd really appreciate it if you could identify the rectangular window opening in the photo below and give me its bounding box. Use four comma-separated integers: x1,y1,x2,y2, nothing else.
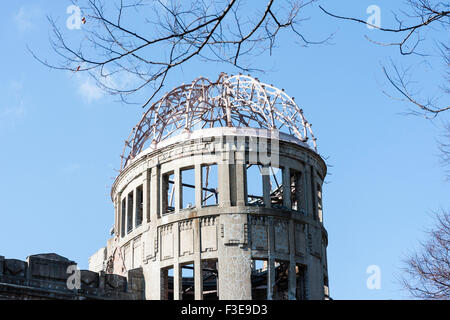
161,266,174,300
202,259,218,300
290,170,303,212
127,191,133,233
251,259,268,300
202,164,219,207
317,184,323,223
181,167,196,210
181,263,195,300
273,260,289,300
162,172,175,215
246,164,264,206
269,167,283,209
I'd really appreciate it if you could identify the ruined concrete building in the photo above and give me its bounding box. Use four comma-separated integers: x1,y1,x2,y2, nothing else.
0,253,143,300
89,73,329,300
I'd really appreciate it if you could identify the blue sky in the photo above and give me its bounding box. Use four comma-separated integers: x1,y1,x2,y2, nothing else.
0,1,448,299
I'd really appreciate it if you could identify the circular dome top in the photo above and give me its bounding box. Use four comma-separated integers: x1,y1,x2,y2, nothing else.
121,73,317,169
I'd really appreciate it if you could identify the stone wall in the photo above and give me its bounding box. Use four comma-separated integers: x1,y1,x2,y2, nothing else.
0,253,144,300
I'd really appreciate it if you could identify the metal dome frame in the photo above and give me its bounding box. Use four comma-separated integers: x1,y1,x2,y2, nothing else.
121,73,317,169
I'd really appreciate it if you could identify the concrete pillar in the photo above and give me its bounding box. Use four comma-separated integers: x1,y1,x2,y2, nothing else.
217,213,252,300
114,194,120,236
305,224,322,300
143,169,150,223
174,167,181,213
282,167,291,209
311,168,318,221
131,189,136,231
304,164,313,217
263,169,271,208
235,151,246,206
131,238,135,269
125,193,129,234
194,218,203,300
117,192,123,237
151,165,160,219
288,219,296,299
173,222,181,300
267,217,275,300
143,261,161,300
218,154,231,207
195,164,202,208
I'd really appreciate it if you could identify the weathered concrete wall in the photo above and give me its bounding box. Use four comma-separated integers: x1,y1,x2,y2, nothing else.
0,253,144,300
88,247,106,273
92,128,329,300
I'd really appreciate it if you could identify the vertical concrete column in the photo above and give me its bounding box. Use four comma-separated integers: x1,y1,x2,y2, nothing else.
267,217,275,300
218,153,231,207
298,163,306,213
282,167,292,209
151,165,160,219
235,151,246,206
113,195,118,235
173,262,182,300
195,163,202,209
160,172,166,216
304,224,322,300
288,219,296,300
173,222,181,300
310,168,318,221
174,167,181,213
306,256,323,299
263,169,271,208
304,164,313,217
131,188,136,231
217,214,252,300
125,193,129,234
194,218,203,300
143,261,161,300
131,238,135,269
115,193,121,236
143,169,150,223
118,193,122,237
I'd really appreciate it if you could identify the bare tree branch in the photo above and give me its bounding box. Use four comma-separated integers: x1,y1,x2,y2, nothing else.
33,0,330,107
320,1,449,117
400,209,450,299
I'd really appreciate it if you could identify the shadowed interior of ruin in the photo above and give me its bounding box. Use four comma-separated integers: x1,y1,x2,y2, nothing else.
162,262,307,300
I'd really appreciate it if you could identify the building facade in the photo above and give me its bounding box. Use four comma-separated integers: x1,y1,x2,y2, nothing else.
90,74,329,300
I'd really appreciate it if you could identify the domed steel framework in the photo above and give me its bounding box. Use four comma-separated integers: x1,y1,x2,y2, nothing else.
121,73,317,169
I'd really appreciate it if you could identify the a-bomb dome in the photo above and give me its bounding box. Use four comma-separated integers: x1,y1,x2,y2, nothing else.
121,73,317,169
